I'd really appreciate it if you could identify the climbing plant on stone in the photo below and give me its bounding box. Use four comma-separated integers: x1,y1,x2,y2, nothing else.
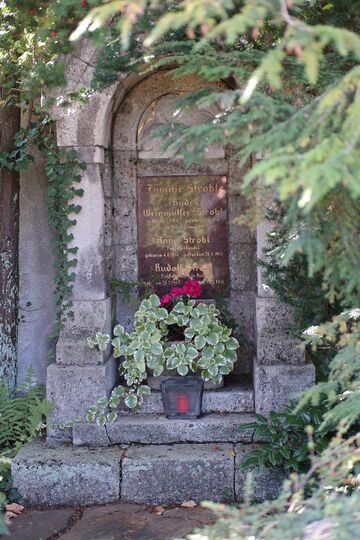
0,1,92,382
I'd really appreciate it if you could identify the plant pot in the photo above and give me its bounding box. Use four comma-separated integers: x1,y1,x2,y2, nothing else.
161,376,204,419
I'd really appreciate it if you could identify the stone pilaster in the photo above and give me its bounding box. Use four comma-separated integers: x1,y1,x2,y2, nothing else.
254,212,315,414
46,146,117,443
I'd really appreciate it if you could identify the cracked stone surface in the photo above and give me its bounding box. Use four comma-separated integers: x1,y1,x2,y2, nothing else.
8,508,74,540
12,439,120,506
121,443,235,504
7,503,215,540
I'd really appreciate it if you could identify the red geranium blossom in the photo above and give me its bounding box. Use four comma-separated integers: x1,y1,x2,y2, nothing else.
170,287,184,298
160,294,173,306
182,279,202,298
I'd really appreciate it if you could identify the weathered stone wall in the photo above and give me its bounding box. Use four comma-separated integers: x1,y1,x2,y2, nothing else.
17,148,56,385
16,38,315,440
110,71,256,375
254,197,315,413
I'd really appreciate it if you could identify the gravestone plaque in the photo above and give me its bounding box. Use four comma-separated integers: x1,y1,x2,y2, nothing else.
137,175,229,297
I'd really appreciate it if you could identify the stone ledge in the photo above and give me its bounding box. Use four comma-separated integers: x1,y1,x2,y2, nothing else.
73,413,256,446
118,383,254,415
12,439,120,506
11,438,283,507
121,443,235,504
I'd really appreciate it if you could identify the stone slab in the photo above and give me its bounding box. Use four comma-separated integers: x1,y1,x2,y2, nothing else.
18,148,56,386
121,443,235,504
46,357,118,443
60,502,214,540
256,297,305,365
12,438,121,506
8,508,75,540
73,413,256,446
235,444,284,501
254,361,316,414
118,383,254,415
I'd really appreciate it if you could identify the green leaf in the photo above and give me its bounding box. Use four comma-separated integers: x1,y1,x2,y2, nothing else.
96,415,106,427
202,346,214,359
208,364,219,377
207,333,219,345
137,385,151,396
195,335,206,349
150,342,163,355
177,365,189,376
149,294,161,307
106,411,118,423
225,337,239,350
125,394,138,409
185,328,195,339
97,397,109,408
113,324,125,336
186,346,198,360
134,350,146,371
112,386,125,398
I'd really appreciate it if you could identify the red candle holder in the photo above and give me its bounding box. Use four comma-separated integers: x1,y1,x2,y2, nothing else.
161,377,203,419
177,391,190,414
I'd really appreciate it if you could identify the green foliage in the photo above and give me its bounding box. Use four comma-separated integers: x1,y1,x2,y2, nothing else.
0,457,18,505
299,309,360,432
239,403,331,475
72,0,360,309
0,115,85,339
0,369,52,523
258,207,338,337
0,369,52,458
188,433,360,539
87,293,239,424
44,140,85,335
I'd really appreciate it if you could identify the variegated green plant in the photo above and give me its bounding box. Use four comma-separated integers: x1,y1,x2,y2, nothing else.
87,294,239,425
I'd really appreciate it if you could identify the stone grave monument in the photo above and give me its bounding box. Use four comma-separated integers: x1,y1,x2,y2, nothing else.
13,39,315,506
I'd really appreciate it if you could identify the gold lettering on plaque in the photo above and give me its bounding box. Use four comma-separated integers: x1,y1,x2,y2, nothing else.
137,175,230,297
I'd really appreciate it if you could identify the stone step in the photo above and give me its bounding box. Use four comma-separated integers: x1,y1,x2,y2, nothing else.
119,381,254,415
12,438,282,507
72,413,256,446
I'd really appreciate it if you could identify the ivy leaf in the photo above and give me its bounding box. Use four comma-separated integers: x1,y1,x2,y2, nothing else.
125,394,138,409
137,385,151,396
106,411,118,423
112,386,125,398
96,415,106,427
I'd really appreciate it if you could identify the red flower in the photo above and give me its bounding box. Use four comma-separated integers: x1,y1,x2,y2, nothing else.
171,287,184,298
182,279,202,298
160,294,173,307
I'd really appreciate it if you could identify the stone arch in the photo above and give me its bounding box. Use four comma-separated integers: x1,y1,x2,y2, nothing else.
18,39,313,444
110,69,256,379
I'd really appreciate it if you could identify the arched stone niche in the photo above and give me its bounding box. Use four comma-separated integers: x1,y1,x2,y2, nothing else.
33,42,313,444
109,70,256,376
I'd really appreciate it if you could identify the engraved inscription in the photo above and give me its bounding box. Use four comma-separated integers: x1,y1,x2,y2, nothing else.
137,175,230,297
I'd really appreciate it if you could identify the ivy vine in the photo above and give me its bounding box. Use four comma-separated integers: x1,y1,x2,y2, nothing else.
2,114,85,345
